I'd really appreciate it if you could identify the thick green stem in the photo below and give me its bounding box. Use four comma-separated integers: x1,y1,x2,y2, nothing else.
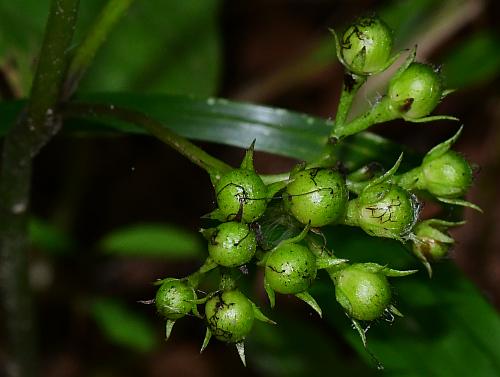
332,73,366,133
394,167,422,190
0,1,80,376
219,268,238,291
333,97,397,139
63,103,232,177
64,0,136,98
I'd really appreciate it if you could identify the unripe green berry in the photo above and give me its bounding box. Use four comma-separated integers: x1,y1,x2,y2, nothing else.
285,168,348,227
340,16,393,75
155,278,196,320
421,151,472,198
208,222,257,267
205,290,254,343
348,183,418,239
265,243,317,294
215,169,268,223
388,62,443,119
333,264,391,321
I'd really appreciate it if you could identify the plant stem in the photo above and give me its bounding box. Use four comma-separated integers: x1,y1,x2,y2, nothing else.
64,0,136,98
333,73,366,132
63,103,232,177
0,1,79,376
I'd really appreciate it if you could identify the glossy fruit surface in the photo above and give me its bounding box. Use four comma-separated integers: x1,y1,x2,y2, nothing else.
215,169,268,223
265,243,317,294
208,222,257,267
354,183,418,239
205,290,254,343
333,264,391,321
341,16,393,74
285,168,348,227
421,151,472,198
155,279,195,320
388,62,443,119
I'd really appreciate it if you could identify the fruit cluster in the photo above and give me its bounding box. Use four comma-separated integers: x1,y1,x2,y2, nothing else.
150,15,478,365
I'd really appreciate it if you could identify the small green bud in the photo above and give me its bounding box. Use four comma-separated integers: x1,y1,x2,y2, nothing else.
412,219,464,276
208,222,257,267
265,243,317,294
332,264,391,321
346,182,418,239
284,168,348,227
420,151,473,198
205,290,254,343
155,278,196,320
215,168,268,223
388,62,443,119
340,16,393,75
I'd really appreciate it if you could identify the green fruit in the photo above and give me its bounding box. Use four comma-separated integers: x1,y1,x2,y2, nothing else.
388,62,443,119
208,222,257,267
421,151,472,198
265,243,317,294
155,279,196,320
348,183,418,239
285,168,348,227
215,169,268,223
340,16,393,74
205,290,254,343
333,264,391,321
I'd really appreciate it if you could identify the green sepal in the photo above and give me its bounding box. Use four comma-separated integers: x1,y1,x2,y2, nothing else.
191,304,202,318
329,28,346,68
404,115,459,123
240,140,256,171
251,302,276,325
316,256,349,270
202,208,227,221
208,168,228,187
412,245,433,277
165,319,175,341
389,45,417,84
273,223,311,250
365,153,403,190
264,276,276,308
388,304,404,317
200,327,212,353
359,262,418,277
236,341,246,367
351,317,368,348
295,291,322,317
351,46,367,73
424,126,463,162
266,180,289,199
437,197,483,212
199,227,215,241
441,88,456,99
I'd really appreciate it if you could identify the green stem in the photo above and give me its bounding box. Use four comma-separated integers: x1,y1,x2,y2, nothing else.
64,0,136,98
332,73,366,133
0,1,79,376
186,257,218,288
333,97,397,139
394,167,422,190
63,103,232,177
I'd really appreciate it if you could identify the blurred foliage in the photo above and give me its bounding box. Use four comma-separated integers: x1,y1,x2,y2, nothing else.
442,31,500,88
98,223,203,259
90,298,157,353
29,217,76,256
0,0,221,96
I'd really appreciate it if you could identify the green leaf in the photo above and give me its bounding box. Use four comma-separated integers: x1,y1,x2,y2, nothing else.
28,217,76,255
98,223,203,259
442,31,500,88
0,94,417,170
90,298,157,352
